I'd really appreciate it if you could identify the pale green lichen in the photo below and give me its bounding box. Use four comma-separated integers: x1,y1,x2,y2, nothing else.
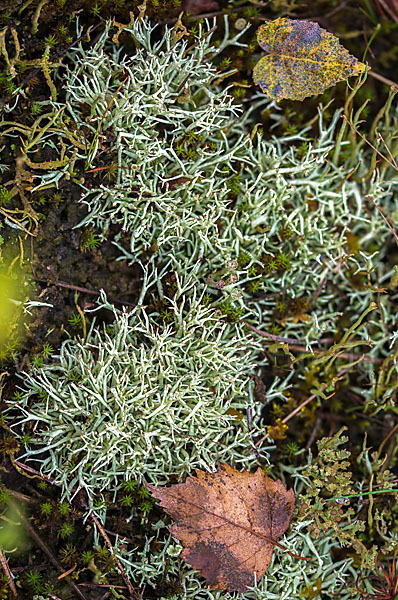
29,17,397,357
5,13,398,600
10,280,271,503
112,521,358,599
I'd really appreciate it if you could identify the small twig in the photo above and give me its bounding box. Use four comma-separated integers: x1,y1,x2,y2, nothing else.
34,278,137,307
254,367,351,450
306,417,322,450
287,344,383,364
377,0,398,22
281,366,351,425
378,132,398,168
363,194,398,248
78,583,128,589
247,407,262,462
13,460,55,484
242,321,331,347
0,550,17,597
324,0,350,18
377,422,398,459
308,272,329,308
328,487,398,502
342,114,398,171
368,70,397,88
89,512,139,599
58,565,76,580
6,488,36,504
10,502,88,600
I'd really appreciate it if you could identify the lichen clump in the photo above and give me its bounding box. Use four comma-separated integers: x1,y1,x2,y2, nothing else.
13,290,266,500
5,13,398,600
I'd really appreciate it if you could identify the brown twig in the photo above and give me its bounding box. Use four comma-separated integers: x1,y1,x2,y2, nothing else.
368,70,398,88
10,502,89,600
377,132,398,169
254,366,351,450
34,278,137,307
242,321,332,347
308,272,329,308
0,550,17,597
247,406,262,463
377,0,398,22
324,0,350,18
6,488,36,504
281,366,351,425
363,194,398,248
306,417,322,450
287,344,383,364
78,583,128,589
13,460,55,484
89,512,139,599
342,114,398,171
377,422,398,459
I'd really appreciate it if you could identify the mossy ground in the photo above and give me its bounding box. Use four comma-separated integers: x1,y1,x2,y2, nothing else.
0,1,397,598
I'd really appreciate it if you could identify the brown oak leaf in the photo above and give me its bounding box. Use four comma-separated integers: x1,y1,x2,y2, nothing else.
146,463,297,592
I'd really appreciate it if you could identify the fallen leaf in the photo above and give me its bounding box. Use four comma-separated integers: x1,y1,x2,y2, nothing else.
146,463,297,592
253,18,366,101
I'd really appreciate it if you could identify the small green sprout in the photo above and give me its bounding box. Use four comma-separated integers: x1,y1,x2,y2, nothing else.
140,499,153,514
31,355,44,369
25,570,43,591
60,543,79,566
0,488,10,505
80,230,101,252
284,442,301,456
68,312,82,329
219,57,232,70
121,494,135,507
121,480,138,492
0,186,10,207
30,102,44,115
44,34,57,48
138,486,151,500
42,343,54,357
58,522,74,538
82,550,95,564
91,3,101,16
20,433,32,445
58,501,70,516
40,501,52,516
95,546,109,560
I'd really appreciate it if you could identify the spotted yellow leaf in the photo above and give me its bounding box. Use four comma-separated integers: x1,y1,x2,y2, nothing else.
253,18,367,101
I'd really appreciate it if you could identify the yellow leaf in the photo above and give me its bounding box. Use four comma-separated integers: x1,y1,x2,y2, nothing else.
253,18,366,101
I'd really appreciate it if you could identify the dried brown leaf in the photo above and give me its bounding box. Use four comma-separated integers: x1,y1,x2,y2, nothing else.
146,463,296,592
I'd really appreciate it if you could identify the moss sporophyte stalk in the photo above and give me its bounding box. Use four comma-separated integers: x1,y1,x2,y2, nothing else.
4,13,398,600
